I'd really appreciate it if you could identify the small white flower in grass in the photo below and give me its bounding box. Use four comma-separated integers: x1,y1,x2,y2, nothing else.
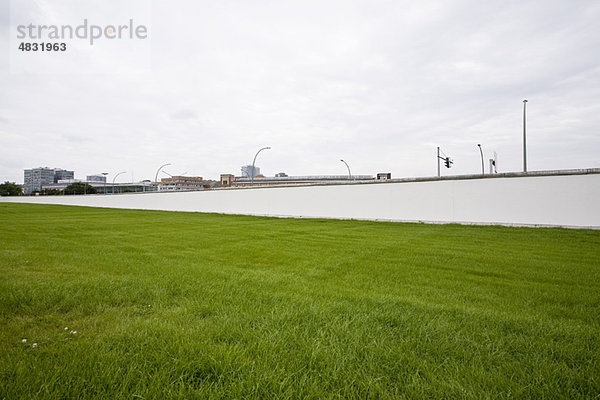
32,343,38,348
64,327,68,330
21,338,27,343
70,330,77,335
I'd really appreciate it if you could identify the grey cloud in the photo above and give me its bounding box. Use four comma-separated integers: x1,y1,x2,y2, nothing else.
170,109,198,120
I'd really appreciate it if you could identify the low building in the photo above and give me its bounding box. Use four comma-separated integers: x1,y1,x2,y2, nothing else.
220,174,235,188
41,180,157,194
219,174,375,188
158,176,216,191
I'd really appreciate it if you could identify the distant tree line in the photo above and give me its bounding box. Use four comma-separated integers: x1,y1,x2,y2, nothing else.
63,182,96,195
0,182,22,196
0,181,99,196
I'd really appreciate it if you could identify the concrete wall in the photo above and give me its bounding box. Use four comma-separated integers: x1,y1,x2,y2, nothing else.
3,171,599,228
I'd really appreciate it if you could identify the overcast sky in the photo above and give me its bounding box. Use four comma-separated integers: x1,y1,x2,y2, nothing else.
1,0,599,183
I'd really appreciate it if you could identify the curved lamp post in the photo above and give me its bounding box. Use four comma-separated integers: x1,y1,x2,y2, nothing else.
251,147,270,186
477,144,484,175
112,171,126,195
155,163,172,189
523,99,528,173
340,159,352,180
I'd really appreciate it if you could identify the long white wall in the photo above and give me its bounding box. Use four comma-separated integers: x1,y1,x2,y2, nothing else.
3,172,599,228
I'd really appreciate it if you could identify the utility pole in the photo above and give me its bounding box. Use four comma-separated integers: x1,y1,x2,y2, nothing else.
437,147,452,175
437,147,440,177
523,99,528,172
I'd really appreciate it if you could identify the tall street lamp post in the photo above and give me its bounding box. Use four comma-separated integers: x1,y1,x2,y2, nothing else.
251,147,270,186
101,172,108,194
155,163,172,191
112,171,126,195
477,144,484,175
523,99,528,173
340,159,352,180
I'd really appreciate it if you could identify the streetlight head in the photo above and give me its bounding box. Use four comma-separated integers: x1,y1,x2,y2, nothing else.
340,159,344,162
523,99,528,103
477,143,481,147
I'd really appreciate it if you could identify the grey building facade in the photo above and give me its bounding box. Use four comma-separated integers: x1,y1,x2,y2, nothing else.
54,169,74,182
241,165,261,178
86,174,107,183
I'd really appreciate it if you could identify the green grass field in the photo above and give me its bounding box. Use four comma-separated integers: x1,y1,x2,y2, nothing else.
0,203,599,399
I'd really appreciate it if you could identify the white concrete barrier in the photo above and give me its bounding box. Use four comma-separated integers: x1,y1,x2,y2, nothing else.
3,170,599,228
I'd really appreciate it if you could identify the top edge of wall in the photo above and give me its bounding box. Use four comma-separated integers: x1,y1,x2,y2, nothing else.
215,168,600,191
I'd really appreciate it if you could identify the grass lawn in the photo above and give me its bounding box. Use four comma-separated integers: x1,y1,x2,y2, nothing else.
0,202,599,399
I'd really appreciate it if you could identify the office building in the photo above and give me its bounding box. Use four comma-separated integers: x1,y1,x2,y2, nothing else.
54,169,74,182
24,167,74,194
86,174,107,183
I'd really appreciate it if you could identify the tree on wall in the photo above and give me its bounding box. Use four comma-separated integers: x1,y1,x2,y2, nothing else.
64,182,97,195
0,182,22,196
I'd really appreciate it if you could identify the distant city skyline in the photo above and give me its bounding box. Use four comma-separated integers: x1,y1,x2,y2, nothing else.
1,0,599,183
18,164,271,185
